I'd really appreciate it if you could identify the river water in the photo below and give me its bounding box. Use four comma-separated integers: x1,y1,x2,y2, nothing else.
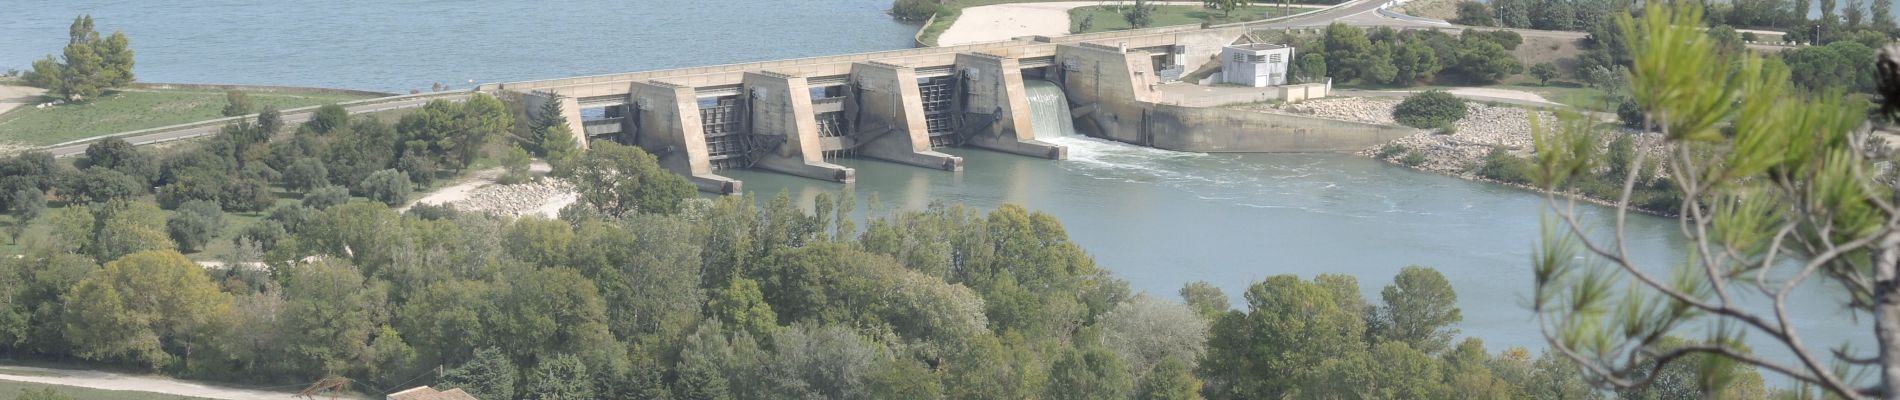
2,0,1864,386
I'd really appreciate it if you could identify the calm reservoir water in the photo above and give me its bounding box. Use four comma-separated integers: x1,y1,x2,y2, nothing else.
3,0,1865,386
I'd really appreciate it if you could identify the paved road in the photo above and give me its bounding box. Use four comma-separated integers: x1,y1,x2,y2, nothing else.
43,92,468,158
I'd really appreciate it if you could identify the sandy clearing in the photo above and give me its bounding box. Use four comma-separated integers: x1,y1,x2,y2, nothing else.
402,161,577,218
1444,88,1555,104
0,85,47,116
938,1,1257,46
0,365,304,400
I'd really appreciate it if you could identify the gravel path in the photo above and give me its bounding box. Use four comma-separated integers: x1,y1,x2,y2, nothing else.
0,85,46,116
0,365,303,400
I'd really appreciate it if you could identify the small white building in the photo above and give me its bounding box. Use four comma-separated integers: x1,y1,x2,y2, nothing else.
1221,44,1294,87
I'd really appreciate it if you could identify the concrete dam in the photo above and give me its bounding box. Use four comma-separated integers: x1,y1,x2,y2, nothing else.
482,26,1414,194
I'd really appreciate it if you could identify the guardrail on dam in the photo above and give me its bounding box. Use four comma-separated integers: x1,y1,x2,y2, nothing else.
480,25,1396,194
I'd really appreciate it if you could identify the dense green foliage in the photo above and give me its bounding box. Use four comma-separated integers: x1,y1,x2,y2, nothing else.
1304,24,1524,86
1452,1,1495,26
24,15,135,102
889,0,941,21
1393,90,1468,129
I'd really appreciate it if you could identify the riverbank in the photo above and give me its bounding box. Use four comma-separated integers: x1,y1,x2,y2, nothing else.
926,0,1305,46
1244,95,1679,214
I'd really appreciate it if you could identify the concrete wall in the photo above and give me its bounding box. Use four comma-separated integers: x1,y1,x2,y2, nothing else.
1146,104,1416,152
954,53,1065,160
1056,43,1162,144
846,62,963,171
628,80,741,194
521,91,589,151
742,72,855,182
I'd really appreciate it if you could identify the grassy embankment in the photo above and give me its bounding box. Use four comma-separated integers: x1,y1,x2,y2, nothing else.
1067,5,1296,33
913,0,1310,46
0,88,375,147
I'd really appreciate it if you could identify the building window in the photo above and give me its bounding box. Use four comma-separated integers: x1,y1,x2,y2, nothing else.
1232,54,1245,63
1268,54,1283,63
1246,54,1267,63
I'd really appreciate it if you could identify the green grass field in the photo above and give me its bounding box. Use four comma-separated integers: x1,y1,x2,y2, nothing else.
0,89,374,147
1068,5,1297,33
0,380,211,400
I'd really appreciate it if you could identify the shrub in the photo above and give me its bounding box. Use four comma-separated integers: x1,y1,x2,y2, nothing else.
1435,126,1458,135
890,0,939,21
359,169,412,207
1476,147,1532,185
498,145,534,185
1740,32,1758,42
1393,90,1467,129
221,177,276,212
302,185,350,210
1376,143,1408,159
236,221,287,250
1616,96,1646,128
1399,151,1428,167
408,203,459,220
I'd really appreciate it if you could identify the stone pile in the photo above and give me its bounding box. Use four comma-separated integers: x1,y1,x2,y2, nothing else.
448,179,575,216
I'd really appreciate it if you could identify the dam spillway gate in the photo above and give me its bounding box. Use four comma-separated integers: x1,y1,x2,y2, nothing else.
497,27,1235,194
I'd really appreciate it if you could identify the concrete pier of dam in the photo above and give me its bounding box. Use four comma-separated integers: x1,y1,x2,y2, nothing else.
484,26,1417,194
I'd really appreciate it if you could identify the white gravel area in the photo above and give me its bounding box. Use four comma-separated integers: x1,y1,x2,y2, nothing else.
404,162,579,218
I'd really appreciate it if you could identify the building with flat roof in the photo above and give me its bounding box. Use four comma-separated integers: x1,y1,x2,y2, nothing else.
1221,43,1294,87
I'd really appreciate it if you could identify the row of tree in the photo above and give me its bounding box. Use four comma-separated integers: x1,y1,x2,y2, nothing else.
1290,24,1526,86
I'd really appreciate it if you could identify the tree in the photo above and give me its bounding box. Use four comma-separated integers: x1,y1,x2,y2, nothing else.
570,142,695,215
302,184,351,211
1530,0,1579,30
1453,38,1524,83
1454,1,1497,26
26,15,132,101
61,250,231,370
1045,343,1133,400
1098,295,1208,377
1495,0,1533,27
1203,0,1254,18
1323,24,1374,82
1123,0,1159,28
1530,62,1560,85
256,105,283,134
222,91,253,117
524,354,596,400
441,347,517,400
709,277,778,338
1391,39,1442,85
165,200,223,253
88,199,174,263
306,104,349,134
1393,90,1468,129
280,257,383,375
498,144,532,185
1293,52,1328,83
1368,266,1462,354
1137,356,1202,400
1530,4,1896,398
1179,281,1229,320
357,169,411,207
281,158,329,194
1201,274,1368,399
83,137,158,185
1876,0,1896,34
